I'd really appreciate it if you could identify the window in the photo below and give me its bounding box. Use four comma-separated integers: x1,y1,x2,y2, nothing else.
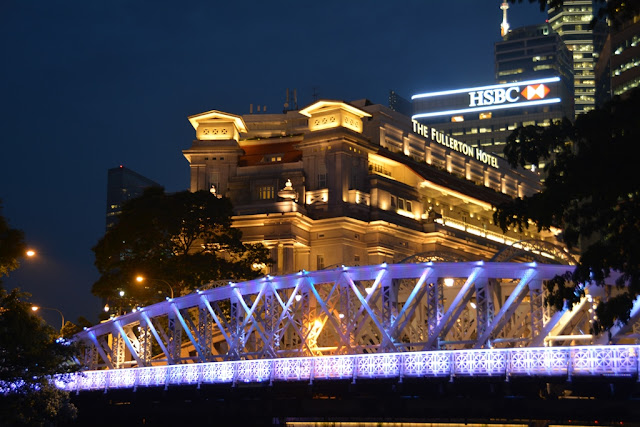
208,171,220,191
390,196,397,208
263,154,283,163
398,198,405,210
318,173,327,188
317,255,324,270
257,186,274,200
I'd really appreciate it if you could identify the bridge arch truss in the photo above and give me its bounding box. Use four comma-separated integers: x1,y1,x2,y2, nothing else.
74,262,639,373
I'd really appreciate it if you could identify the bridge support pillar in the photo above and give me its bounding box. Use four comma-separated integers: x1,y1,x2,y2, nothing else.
426,280,443,341
198,306,213,361
381,275,398,351
530,280,543,341
167,308,182,364
476,278,495,341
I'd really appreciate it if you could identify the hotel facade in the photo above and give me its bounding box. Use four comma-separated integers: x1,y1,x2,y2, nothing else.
183,100,567,276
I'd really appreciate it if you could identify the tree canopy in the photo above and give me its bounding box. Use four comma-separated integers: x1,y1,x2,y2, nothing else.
494,89,640,332
0,288,80,425
0,200,26,280
92,188,272,308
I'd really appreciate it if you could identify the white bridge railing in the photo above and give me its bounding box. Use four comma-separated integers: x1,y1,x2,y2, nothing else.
58,345,639,392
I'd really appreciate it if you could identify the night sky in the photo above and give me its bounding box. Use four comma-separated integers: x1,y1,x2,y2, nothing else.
0,1,547,326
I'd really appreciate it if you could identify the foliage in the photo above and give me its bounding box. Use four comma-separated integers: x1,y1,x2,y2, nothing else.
60,317,93,340
494,89,640,332
0,288,79,425
0,200,26,280
92,187,272,307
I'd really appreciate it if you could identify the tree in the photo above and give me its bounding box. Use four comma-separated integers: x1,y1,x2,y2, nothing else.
92,187,272,307
0,288,80,425
1,206,78,424
0,200,26,280
494,89,640,332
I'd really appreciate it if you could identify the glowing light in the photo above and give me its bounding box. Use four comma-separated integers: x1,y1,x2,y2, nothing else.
412,98,561,120
26,250,36,257
365,287,374,295
521,84,550,100
444,278,454,287
119,290,125,297
56,345,640,392
411,77,560,99
295,294,302,302
252,262,266,271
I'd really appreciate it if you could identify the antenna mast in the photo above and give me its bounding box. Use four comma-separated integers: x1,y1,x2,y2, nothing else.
500,1,510,37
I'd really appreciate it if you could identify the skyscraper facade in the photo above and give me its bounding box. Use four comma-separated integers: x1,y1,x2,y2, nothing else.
548,0,597,116
495,22,574,91
106,166,160,229
595,13,640,104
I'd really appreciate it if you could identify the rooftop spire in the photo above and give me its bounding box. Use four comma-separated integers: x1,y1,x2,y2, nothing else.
500,1,510,37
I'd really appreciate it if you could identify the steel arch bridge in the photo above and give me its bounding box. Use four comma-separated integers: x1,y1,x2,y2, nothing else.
61,262,640,393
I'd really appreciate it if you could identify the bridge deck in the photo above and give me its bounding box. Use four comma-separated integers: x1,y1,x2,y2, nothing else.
59,345,639,392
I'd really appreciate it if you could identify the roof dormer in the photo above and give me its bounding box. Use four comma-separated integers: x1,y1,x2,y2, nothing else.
299,100,371,133
188,110,247,142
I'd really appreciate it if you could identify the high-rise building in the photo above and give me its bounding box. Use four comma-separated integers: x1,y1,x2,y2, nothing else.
495,22,574,91
595,13,640,105
106,166,160,229
411,76,574,162
548,0,597,116
183,100,568,276
388,90,412,117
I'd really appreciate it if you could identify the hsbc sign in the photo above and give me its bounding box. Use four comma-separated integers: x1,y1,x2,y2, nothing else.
469,84,551,107
411,77,562,120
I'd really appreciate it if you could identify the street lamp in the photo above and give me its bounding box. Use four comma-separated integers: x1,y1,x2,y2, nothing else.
31,305,65,330
26,249,36,257
135,275,174,299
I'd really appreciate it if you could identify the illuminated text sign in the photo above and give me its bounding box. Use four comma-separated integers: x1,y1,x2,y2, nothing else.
412,121,499,169
411,77,561,120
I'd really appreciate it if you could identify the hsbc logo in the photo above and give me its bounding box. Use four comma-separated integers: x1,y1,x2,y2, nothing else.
521,84,550,100
469,84,550,107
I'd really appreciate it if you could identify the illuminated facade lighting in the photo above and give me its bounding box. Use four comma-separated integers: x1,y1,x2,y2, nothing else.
182,97,567,276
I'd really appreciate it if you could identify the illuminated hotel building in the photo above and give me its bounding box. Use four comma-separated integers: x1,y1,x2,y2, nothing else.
548,0,597,116
411,76,574,161
183,100,566,276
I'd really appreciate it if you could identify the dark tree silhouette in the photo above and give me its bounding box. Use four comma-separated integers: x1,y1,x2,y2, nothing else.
494,89,640,331
0,200,26,280
92,188,272,309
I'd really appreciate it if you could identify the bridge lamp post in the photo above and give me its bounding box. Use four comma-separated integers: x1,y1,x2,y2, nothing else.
31,305,65,330
135,276,174,299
